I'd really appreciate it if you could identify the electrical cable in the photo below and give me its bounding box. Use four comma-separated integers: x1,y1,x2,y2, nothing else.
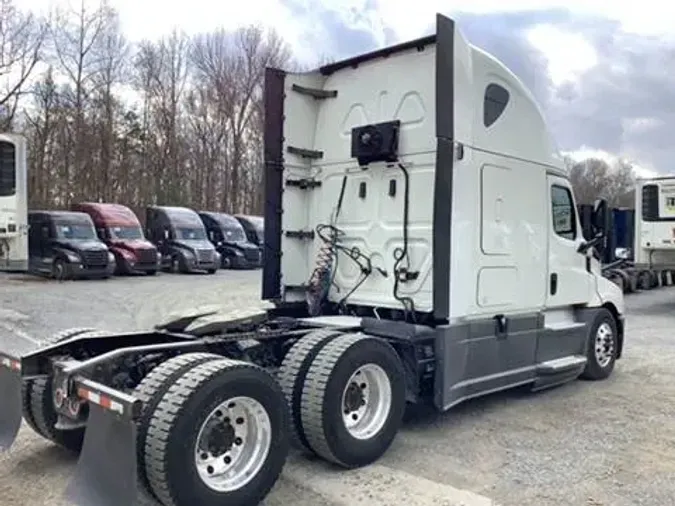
392,163,416,321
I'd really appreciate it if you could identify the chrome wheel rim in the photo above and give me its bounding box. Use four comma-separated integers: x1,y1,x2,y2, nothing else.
341,363,392,440
595,322,615,368
194,396,272,492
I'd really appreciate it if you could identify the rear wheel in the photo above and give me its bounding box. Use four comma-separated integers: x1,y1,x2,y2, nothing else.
133,353,223,498
277,328,344,452
300,333,406,468
22,328,109,452
144,359,289,506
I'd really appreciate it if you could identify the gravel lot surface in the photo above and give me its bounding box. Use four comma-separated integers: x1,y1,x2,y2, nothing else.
1,270,674,506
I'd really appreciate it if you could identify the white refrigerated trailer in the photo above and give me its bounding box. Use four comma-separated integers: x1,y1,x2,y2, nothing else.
0,133,28,272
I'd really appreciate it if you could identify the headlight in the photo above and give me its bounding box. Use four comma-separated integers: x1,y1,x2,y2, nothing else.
107,252,115,263
65,252,80,262
234,250,243,257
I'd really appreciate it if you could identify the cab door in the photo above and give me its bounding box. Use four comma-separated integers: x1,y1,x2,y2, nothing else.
546,175,593,308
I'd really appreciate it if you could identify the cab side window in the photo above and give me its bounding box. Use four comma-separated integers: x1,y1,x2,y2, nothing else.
551,185,577,240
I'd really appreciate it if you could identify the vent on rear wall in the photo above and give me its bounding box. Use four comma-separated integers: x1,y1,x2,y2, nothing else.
641,185,659,221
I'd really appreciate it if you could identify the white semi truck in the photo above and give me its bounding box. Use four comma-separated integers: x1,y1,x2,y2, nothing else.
634,176,675,274
600,177,675,293
0,14,625,506
0,133,28,272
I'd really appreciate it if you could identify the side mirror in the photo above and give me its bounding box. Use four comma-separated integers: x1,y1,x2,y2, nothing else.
591,198,608,236
577,198,608,257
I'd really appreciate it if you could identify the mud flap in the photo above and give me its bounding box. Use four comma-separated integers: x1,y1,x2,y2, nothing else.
0,360,22,450
65,404,138,506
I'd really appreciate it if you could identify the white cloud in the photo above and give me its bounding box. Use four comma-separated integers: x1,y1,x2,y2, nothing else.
525,24,597,86
19,0,675,58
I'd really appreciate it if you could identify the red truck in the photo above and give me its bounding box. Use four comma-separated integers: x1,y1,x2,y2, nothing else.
72,202,161,275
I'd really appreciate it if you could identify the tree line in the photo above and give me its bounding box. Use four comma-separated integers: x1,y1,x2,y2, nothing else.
5,0,640,221
5,0,291,219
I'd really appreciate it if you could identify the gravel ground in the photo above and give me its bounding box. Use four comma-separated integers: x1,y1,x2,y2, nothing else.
1,270,674,506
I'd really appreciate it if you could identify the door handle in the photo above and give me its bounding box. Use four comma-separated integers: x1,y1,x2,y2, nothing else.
550,273,558,295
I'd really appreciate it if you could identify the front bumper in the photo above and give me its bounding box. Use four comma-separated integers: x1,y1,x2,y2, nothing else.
69,261,116,279
186,258,219,272
229,254,262,269
125,258,161,274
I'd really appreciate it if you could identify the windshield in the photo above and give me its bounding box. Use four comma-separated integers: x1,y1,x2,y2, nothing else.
175,227,207,241
223,226,246,242
55,223,97,241
109,225,144,240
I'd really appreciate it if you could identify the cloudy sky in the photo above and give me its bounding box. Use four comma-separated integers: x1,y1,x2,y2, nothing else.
22,0,675,176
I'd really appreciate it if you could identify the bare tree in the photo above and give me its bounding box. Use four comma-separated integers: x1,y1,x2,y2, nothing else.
23,67,60,206
569,157,636,208
48,0,113,203
133,30,190,205
0,0,47,128
90,9,128,200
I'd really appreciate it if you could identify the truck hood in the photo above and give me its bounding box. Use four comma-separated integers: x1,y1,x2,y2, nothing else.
54,239,108,252
109,239,156,253
223,240,259,251
173,240,215,251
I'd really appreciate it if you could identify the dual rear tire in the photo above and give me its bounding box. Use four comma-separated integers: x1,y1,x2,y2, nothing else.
278,329,407,468
136,331,407,506
135,353,289,506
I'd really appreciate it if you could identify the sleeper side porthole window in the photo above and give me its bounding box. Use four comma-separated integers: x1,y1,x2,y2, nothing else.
483,83,510,128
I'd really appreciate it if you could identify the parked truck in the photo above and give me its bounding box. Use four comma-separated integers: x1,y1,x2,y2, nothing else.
0,133,28,272
199,211,262,269
235,214,264,253
27,210,116,280
580,178,675,294
0,14,625,506
145,205,220,274
72,202,161,275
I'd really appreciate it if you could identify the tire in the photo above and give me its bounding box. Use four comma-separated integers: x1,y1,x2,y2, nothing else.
651,270,659,288
171,256,182,274
133,353,223,499
277,329,344,452
637,270,651,290
206,268,217,275
580,308,619,381
21,327,97,439
22,328,109,452
147,270,158,276
300,332,406,468
144,359,289,506
52,258,68,281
